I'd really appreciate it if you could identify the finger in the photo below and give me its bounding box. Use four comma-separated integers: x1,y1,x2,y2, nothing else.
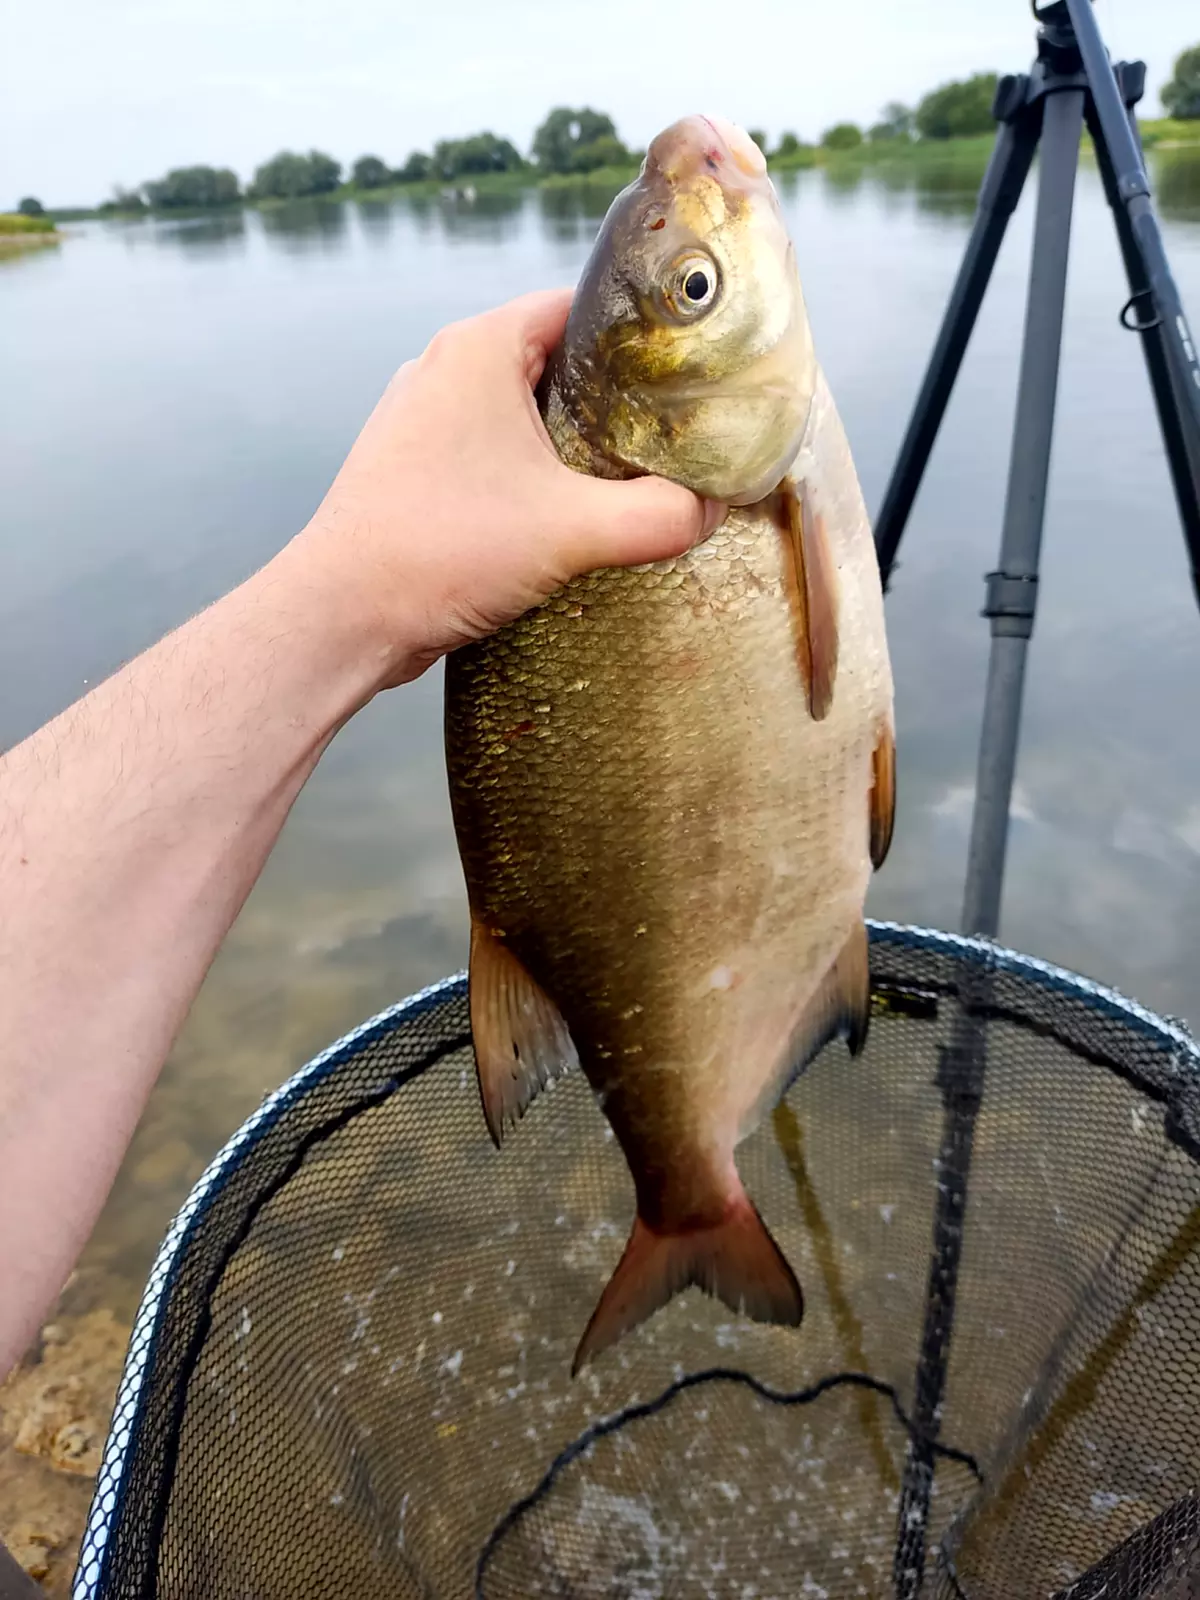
486,287,575,384
564,474,726,572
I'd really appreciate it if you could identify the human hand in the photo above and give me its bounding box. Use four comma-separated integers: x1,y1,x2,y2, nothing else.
285,288,725,690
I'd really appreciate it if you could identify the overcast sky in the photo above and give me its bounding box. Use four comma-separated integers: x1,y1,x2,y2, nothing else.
4,0,1195,207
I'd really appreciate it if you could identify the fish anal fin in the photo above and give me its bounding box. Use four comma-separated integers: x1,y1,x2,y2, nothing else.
871,721,897,871
770,475,840,721
572,1189,803,1375
469,919,578,1148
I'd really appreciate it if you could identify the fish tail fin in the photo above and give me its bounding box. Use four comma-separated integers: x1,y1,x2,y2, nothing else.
571,1187,803,1376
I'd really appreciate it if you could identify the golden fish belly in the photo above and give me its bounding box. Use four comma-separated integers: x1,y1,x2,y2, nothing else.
445,389,889,1224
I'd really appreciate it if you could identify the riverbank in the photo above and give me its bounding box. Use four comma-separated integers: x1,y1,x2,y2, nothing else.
0,213,60,260
43,120,1200,224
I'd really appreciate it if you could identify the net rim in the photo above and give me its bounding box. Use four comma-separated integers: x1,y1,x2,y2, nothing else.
72,924,1200,1600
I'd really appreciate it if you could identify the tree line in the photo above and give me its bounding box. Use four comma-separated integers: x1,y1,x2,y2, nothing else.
52,44,1198,217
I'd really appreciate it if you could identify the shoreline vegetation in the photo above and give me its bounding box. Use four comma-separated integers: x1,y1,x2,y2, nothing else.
0,210,60,258
15,60,1199,226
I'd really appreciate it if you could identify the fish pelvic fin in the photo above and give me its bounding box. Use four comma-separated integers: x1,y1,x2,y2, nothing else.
571,1190,804,1376
770,475,840,722
738,920,873,1145
469,919,578,1148
794,918,871,1068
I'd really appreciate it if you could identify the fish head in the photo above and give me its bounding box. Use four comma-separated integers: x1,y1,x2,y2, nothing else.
556,114,816,505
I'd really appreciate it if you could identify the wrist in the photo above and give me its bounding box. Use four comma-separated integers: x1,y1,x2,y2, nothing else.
249,530,419,728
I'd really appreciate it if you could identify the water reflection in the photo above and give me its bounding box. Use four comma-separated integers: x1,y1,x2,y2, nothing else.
148,210,247,255
1156,149,1200,221
428,188,527,245
354,197,397,246
257,197,350,248
814,155,989,220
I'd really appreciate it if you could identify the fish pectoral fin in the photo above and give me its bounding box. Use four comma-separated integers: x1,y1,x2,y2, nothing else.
572,1190,803,1376
770,475,840,722
870,720,897,871
469,919,579,1149
792,919,872,1072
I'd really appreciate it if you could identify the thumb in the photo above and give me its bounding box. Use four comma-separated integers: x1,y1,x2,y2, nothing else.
565,473,727,573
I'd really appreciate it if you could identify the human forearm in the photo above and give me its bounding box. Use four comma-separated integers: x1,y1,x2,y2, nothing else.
0,288,716,1377
0,544,387,1373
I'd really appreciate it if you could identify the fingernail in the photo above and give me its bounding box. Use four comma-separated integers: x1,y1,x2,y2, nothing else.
701,498,727,539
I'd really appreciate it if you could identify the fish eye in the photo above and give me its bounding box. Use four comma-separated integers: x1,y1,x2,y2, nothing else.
665,254,719,318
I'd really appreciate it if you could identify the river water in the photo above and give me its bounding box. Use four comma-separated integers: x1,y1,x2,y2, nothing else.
2,147,1200,1337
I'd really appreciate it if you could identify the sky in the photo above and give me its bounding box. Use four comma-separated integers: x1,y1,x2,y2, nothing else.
4,0,1195,208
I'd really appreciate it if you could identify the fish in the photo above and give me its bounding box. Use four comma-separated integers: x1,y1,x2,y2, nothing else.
444,113,895,1374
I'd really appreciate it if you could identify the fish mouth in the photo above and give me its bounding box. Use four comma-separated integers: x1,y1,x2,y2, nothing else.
644,114,772,198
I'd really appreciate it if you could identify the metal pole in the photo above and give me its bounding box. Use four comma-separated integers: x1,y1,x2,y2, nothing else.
874,92,1040,589
892,86,1086,1600
961,85,1085,937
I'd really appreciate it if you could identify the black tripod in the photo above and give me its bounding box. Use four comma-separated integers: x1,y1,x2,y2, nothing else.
871,2,1200,1593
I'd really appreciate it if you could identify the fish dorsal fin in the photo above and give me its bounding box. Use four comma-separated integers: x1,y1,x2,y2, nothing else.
773,475,840,721
870,721,897,871
469,919,578,1148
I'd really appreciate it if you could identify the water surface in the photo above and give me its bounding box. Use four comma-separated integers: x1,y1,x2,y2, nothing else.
3,148,1200,1325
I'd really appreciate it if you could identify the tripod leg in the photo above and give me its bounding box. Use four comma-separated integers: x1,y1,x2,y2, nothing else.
1087,96,1200,600
962,83,1085,939
874,100,1039,590
892,85,1087,1600
1066,0,1200,476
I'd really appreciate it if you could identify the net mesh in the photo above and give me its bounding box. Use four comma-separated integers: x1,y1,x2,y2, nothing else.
74,924,1200,1600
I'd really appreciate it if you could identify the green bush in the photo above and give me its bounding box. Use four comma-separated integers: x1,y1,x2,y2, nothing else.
143,166,240,208
532,107,628,174
869,102,915,142
251,150,341,200
99,187,148,214
821,123,864,151
916,73,998,140
432,132,525,178
17,196,44,216
395,152,433,183
1162,44,1200,120
351,155,391,189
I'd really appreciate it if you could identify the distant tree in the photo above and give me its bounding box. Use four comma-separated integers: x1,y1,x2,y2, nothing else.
532,107,627,174
747,129,767,152
395,151,433,183
821,122,864,151
432,132,524,179
915,73,998,140
17,196,44,216
100,186,148,214
1162,44,1200,119
568,133,628,172
869,102,916,141
352,155,391,189
143,165,240,208
251,150,341,200
774,131,801,157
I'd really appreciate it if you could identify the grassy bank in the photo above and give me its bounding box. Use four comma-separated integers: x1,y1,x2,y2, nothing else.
0,212,57,234
0,212,60,259
1140,117,1200,147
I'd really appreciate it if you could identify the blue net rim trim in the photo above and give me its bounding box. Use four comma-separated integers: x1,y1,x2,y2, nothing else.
72,922,1200,1599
